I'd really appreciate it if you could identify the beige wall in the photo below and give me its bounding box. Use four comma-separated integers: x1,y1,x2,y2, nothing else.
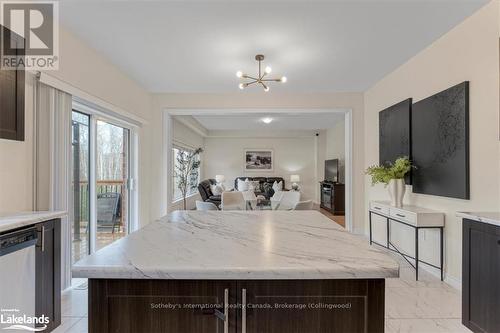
364,1,500,284
0,27,153,226
151,92,365,233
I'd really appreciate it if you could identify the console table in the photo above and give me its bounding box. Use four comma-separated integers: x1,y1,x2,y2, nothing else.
368,201,445,280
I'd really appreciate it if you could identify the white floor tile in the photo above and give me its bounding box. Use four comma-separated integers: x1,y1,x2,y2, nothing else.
61,288,88,317
66,317,88,333
51,317,82,333
386,286,461,319
386,319,473,333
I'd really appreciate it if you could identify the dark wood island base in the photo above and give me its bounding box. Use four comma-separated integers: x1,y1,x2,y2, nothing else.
89,278,385,333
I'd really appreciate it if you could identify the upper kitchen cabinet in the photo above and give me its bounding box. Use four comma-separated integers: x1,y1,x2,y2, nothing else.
0,25,25,141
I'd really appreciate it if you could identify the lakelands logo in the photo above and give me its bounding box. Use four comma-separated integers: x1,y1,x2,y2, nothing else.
0,1,59,70
0,309,49,332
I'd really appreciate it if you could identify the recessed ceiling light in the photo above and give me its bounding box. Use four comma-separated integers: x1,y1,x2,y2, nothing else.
261,117,273,124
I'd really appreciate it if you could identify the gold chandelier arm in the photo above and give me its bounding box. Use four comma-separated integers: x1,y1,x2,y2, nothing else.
261,78,281,82
243,75,259,81
245,80,258,86
260,82,268,90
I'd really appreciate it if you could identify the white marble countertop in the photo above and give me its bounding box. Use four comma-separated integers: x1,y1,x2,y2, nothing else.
0,211,66,233
456,212,500,227
73,211,399,280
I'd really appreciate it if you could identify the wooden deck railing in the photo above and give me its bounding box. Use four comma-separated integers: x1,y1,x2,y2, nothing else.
74,180,127,227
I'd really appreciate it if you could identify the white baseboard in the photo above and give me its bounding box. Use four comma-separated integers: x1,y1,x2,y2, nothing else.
416,260,462,290
444,273,462,290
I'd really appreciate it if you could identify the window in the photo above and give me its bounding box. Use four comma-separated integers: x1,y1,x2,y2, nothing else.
172,146,201,202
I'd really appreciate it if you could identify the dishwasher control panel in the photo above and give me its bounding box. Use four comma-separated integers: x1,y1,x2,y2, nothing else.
0,227,38,256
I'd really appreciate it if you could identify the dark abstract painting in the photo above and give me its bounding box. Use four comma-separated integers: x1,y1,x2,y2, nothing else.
412,81,469,199
379,98,412,184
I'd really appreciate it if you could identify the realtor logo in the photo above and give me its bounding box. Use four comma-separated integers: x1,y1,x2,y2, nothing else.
0,1,59,70
0,308,49,332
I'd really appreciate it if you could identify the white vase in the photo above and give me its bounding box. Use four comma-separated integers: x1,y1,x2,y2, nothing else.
388,179,405,207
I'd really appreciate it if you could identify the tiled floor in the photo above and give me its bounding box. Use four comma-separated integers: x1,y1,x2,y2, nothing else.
384,252,471,333
56,252,471,333
54,278,88,333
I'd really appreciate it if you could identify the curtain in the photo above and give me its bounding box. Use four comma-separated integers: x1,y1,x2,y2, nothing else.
34,81,72,291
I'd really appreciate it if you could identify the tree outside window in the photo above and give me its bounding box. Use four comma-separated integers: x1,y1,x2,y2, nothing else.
172,146,203,209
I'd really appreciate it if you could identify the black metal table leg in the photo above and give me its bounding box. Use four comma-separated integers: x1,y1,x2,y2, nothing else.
369,212,373,245
415,227,419,281
386,217,390,249
440,227,444,281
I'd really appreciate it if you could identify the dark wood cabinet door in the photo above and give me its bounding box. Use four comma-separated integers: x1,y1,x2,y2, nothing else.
333,184,345,215
320,183,345,215
462,219,500,333
89,279,237,333
35,220,61,332
0,25,24,141
237,279,384,333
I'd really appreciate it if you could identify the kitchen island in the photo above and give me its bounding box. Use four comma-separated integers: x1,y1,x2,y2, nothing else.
73,210,398,333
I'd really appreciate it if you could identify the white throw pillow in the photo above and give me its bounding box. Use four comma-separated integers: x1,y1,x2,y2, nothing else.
272,181,283,193
210,184,224,196
237,178,249,191
248,180,260,192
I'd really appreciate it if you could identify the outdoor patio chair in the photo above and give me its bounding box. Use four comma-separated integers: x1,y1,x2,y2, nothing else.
96,192,121,233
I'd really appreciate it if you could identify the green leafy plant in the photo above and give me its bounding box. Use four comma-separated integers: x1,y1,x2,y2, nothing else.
365,156,413,186
174,147,203,210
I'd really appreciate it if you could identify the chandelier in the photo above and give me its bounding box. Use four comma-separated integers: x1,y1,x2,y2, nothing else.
236,54,287,92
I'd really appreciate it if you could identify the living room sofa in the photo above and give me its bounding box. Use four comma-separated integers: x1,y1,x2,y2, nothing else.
234,177,286,199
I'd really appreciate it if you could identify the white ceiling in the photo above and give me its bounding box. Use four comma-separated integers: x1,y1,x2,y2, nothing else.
190,112,345,131
59,0,488,93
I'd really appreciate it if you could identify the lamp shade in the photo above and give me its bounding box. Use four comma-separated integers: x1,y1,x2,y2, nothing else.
215,175,225,183
290,174,300,183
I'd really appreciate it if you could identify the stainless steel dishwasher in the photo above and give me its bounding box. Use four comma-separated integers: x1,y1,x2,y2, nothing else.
0,227,38,332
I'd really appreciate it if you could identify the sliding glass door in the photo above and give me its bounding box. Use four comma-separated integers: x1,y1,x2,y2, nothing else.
71,111,134,265
71,111,90,264
95,120,130,251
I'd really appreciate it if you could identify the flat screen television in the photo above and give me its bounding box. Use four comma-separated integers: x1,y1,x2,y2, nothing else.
325,159,339,183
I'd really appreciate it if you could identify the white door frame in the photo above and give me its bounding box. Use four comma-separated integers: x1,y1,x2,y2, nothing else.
162,108,354,232
72,103,140,254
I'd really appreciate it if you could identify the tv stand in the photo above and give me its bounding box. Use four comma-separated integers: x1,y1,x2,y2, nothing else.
320,182,345,215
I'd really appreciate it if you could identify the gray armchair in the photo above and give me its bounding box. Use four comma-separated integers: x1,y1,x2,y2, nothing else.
197,179,221,207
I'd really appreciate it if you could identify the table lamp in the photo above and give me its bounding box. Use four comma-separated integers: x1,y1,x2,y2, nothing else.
290,174,300,191
215,175,225,185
